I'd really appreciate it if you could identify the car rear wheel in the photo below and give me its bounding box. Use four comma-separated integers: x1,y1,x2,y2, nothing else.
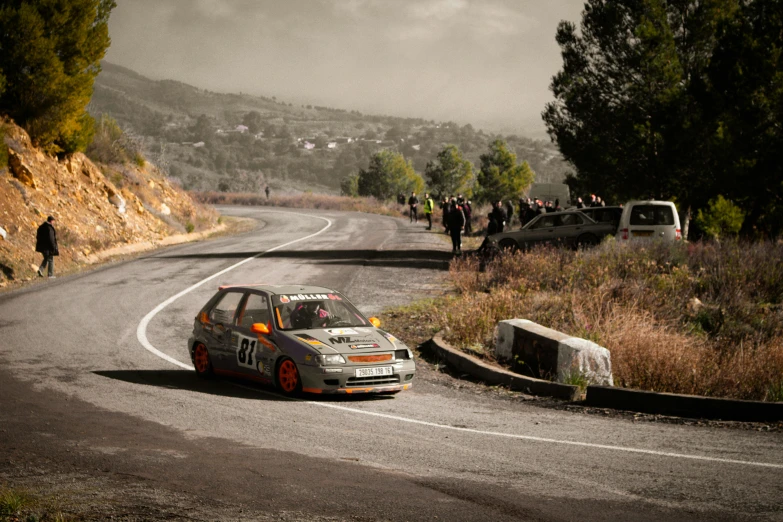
276,358,302,395
499,238,519,253
193,343,213,378
575,233,598,250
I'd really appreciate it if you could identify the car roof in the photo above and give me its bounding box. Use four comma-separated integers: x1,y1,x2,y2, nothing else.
217,284,337,295
625,200,676,206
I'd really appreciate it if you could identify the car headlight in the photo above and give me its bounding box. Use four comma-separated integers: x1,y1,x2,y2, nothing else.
314,354,346,366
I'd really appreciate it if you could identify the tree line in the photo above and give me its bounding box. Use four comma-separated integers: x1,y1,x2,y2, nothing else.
341,140,536,205
544,0,783,238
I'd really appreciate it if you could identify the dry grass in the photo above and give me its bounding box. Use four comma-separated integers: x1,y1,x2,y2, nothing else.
422,239,783,401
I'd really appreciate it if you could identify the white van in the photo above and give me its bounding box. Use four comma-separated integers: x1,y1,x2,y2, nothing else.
617,200,682,242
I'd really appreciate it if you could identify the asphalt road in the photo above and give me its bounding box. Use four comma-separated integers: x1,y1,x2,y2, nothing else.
1,207,781,521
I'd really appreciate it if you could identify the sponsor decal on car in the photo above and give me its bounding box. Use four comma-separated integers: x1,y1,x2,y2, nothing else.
349,343,381,350
378,329,398,344
296,334,327,347
327,294,342,301
326,328,358,336
354,327,373,334
280,293,331,302
329,336,378,345
257,360,265,374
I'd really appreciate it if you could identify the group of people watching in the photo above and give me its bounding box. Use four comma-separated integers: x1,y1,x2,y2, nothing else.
398,190,609,254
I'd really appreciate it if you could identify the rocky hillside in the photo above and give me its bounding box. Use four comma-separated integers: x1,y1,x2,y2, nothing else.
0,119,217,286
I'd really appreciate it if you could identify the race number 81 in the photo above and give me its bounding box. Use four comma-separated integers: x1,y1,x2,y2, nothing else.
237,337,257,369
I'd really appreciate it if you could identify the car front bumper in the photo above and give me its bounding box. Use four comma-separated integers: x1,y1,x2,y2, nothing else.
297,359,415,394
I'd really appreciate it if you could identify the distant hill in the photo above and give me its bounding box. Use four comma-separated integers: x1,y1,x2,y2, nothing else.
89,62,572,195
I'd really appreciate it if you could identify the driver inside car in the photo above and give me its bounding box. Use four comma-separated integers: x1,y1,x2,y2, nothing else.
290,302,331,329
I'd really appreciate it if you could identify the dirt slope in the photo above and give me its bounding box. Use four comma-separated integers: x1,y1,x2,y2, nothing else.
0,119,217,286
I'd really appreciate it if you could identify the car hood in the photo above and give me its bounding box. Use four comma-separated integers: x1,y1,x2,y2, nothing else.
284,327,403,354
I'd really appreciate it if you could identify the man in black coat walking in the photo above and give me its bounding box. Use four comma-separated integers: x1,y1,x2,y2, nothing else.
446,201,466,253
408,192,419,223
36,216,58,278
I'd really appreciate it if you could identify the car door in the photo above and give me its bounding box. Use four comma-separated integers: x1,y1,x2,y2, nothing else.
232,292,276,381
524,215,557,247
555,213,585,247
204,290,245,373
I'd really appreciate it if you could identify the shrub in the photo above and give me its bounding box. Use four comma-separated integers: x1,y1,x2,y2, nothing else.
185,221,195,233
696,195,745,240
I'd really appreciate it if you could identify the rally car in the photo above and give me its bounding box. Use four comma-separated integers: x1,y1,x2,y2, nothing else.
188,284,415,395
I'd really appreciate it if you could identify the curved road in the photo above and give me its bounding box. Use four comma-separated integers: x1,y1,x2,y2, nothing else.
1,207,781,521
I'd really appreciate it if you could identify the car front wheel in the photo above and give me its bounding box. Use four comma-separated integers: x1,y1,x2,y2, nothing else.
276,358,302,395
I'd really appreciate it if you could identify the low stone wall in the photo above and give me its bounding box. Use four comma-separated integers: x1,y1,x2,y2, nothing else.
496,319,613,386
586,385,783,422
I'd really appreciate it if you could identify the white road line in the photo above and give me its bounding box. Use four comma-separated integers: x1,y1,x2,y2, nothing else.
137,210,783,471
136,210,333,370
229,383,783,470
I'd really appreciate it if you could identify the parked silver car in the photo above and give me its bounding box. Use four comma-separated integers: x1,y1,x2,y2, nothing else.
488,210,616,251
188,285,415,395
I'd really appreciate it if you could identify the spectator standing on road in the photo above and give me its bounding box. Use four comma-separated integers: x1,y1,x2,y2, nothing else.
447,201,465,254
487,212,499,236
575,197,584,209
463,200,473,234
423,193,434,230
36,216,58,279
408,192,419,223
441,198,450,233
265,185,270,199
492,201,507,233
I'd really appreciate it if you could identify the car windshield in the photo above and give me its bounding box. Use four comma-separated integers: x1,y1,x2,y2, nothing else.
272,292,369,331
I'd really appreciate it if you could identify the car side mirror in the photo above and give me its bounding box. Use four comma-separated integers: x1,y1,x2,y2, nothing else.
251,323,270,335
369,317,381,327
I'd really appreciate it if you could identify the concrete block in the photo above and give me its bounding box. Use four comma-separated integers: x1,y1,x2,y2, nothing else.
495,319,613,386
558,337,613,386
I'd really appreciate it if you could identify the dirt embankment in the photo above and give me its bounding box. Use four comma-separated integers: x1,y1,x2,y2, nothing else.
0,120,217,287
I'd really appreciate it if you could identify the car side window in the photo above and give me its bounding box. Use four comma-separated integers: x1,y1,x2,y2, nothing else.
532,216,556,229
238,293,270,329
209,291,244,326
560,214,583,226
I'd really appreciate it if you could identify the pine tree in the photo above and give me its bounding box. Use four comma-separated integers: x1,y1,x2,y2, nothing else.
424,145,473,198
0,0,115,154
357,150,424,200
475,140,535,204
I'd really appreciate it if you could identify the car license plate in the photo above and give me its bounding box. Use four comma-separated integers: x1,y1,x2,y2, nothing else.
355,366,393,378
632,230,654,237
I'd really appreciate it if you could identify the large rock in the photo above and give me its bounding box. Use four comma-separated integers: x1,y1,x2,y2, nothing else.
8,150,37,188
495,319,613,386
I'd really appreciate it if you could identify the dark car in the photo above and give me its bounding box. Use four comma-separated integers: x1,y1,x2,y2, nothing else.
487,210,616,251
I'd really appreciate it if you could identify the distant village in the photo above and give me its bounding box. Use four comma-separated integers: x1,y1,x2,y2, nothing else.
170,123,425,152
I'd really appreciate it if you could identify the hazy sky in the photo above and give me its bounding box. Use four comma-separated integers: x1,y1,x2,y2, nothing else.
105,0,585,138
